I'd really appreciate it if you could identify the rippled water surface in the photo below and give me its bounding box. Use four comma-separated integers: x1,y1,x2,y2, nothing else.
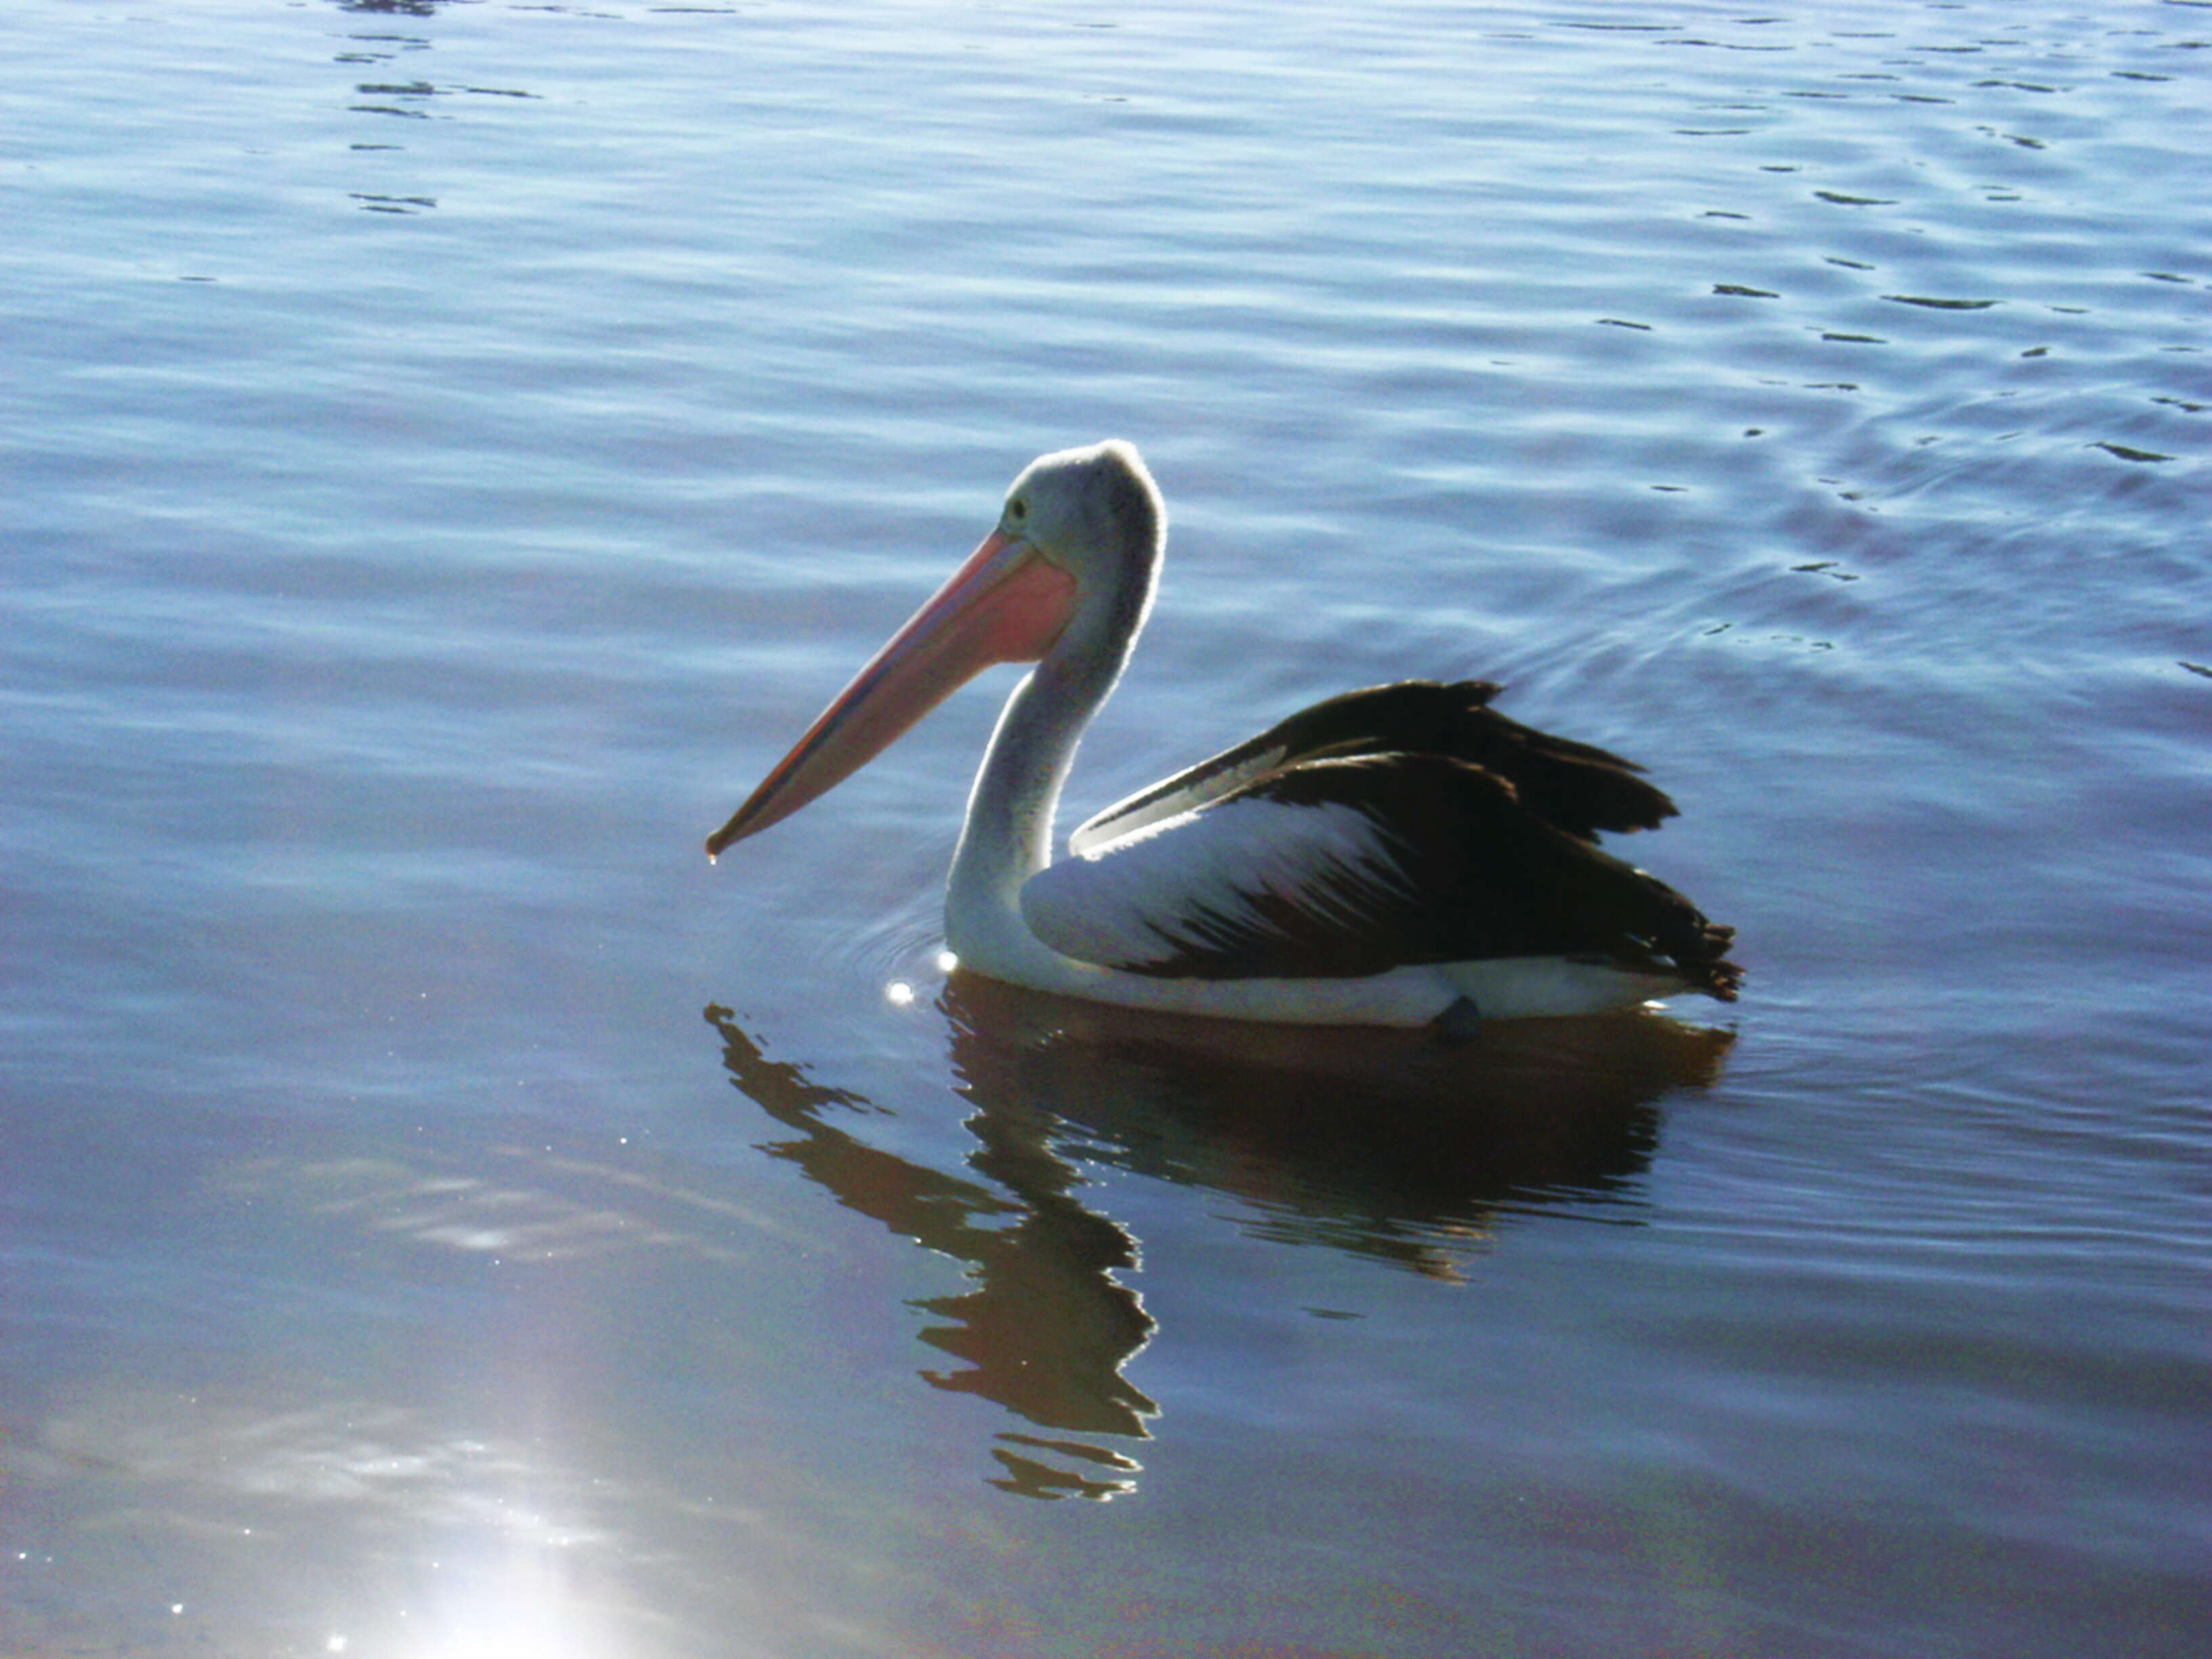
5,0,2209,1654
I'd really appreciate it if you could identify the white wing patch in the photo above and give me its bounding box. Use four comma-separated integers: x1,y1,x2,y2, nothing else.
1023,796,1413,970
1067,745,1289,857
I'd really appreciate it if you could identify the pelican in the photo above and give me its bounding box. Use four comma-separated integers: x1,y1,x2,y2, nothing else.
707,441,1741,1027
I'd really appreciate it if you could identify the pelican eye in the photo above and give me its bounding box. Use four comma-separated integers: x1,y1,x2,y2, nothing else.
1007,497,1027,525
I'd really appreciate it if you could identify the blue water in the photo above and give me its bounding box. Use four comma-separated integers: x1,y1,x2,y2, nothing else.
5,1,2208,1654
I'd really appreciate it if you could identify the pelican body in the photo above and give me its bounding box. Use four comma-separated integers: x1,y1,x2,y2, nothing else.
708,441,1741,1026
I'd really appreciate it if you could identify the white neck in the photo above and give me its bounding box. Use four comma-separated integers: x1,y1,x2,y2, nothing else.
944,573,1150,965
943,660,1106,950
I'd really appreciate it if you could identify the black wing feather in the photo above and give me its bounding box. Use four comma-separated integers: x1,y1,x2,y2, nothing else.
1242,681,1678,840
1075,680,1677,851
1120,754,1740,997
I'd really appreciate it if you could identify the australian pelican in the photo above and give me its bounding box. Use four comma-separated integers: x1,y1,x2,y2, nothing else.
707,441,1741,1026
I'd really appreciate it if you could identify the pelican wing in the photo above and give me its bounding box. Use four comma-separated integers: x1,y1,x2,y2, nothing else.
1029,754,1739,992
1069,680,1675,856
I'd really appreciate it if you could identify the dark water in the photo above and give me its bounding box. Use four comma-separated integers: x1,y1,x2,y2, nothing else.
5,0,2207,1654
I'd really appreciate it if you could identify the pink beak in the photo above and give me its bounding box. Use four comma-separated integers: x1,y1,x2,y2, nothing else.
707,531,1080,857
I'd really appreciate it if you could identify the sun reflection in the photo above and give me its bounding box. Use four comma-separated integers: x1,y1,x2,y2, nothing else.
31,1384,647,1658
398,1540,624,1659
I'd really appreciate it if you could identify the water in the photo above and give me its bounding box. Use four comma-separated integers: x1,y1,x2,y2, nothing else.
5,0,2207,1652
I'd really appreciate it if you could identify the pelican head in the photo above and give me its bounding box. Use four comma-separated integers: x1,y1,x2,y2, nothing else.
706,441,1163,857
998,440,1165,588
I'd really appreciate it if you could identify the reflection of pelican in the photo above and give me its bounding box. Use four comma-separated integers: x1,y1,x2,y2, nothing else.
703,991,1729,1494
708,441,1741,1024
942,973,1732,1279
704,1003,1153,1501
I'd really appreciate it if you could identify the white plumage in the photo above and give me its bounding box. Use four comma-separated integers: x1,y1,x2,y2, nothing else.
1023,797,1411,970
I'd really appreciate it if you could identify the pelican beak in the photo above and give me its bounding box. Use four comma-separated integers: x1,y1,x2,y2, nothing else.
707,531,1079,856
